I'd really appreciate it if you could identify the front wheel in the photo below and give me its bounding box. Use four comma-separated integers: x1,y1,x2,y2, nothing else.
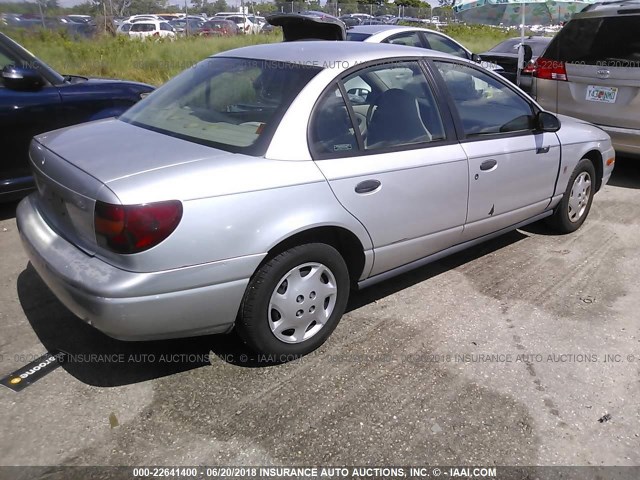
236,243,350,356
547,158,596,234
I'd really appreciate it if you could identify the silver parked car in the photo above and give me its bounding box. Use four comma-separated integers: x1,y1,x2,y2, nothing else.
346,25,503,72
17,42,615,356
534,1,640,157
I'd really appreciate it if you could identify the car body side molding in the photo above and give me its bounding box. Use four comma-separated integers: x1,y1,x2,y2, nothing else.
358,209,554,290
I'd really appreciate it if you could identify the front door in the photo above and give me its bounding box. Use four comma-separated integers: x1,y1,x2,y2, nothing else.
432,60,560,241
0,41,62,188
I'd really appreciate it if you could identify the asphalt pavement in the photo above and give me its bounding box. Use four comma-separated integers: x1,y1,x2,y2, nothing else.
1,158,639,469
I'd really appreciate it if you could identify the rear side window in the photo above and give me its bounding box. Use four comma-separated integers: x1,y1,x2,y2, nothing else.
423,32,468,59
545,17,640,67
309,87,358,155
384,32,423,48
309,61,446,156
346,32,371,41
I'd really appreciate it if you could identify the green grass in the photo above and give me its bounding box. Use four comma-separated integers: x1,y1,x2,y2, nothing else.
5,29,282,85
440,24,516,54
2,25,522,86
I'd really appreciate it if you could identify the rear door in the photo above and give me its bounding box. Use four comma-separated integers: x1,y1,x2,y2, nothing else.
310,60,469,277
539,16,640,129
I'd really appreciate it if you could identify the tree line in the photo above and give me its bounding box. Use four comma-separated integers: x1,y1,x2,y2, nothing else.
0,0,453,19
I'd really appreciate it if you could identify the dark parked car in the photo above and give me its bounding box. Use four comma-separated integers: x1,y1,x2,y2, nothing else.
480,36,552,93
200,19,239,37
0,32,154,200
169,18,204,35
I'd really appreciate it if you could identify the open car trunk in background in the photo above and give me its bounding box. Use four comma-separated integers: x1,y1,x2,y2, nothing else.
267,13,346,41
478,53,520,82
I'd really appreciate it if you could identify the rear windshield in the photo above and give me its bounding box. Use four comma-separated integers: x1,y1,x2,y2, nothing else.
545,17,640,67
131,23,156,32
120,57,321,155
489,38,549,56
346,32,372,41
204,21,230,28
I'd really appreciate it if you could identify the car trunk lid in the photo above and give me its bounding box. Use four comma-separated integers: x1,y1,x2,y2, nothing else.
480,53,519,74
266,13,346,41
30,119,230,253
35,118,229,183
29,141,104,255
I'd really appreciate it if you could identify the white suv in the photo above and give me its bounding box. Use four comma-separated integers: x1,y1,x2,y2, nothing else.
128,21,176,39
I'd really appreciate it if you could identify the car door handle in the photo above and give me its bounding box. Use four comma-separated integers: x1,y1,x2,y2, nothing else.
355,180,381,194
536,146,550,154
480,159,497,171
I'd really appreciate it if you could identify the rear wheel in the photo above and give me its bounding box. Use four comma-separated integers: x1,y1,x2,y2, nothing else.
547,158,596,233
237,243,350,356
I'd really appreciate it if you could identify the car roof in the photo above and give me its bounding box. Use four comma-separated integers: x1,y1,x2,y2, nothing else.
348,25,438,35
577,0,640,15
212,40,461,65
499,36,552,44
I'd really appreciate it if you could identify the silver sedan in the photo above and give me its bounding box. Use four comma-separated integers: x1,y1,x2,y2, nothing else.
17,42,615,356
346,25,502,72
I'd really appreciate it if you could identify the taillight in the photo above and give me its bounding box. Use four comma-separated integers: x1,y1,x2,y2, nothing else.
534,57,567,81
522,60,536,74
95,200,182,254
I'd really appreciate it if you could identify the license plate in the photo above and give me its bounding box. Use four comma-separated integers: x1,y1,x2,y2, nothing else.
586,85,618,103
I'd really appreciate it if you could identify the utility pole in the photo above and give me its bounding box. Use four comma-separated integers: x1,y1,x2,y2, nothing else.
36,0,45,28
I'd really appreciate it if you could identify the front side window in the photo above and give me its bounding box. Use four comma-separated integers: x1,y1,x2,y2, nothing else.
0,45,15,72
0,46,15,88
120,57,320,154
434,61,534,137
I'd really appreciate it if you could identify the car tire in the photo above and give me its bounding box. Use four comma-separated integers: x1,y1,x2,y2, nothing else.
236,243,350,356
547,158,596,234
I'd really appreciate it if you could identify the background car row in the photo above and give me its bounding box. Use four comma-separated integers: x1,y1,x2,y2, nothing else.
114,13,269,38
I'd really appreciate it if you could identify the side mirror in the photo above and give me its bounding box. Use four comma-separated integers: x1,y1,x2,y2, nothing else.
522,44,533,65
2,65,44,91
347,87,370,103
536,111,561,133
471,53,482,63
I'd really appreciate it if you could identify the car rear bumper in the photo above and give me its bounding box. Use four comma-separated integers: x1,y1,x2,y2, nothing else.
17,194,262,341
598,125,640,158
